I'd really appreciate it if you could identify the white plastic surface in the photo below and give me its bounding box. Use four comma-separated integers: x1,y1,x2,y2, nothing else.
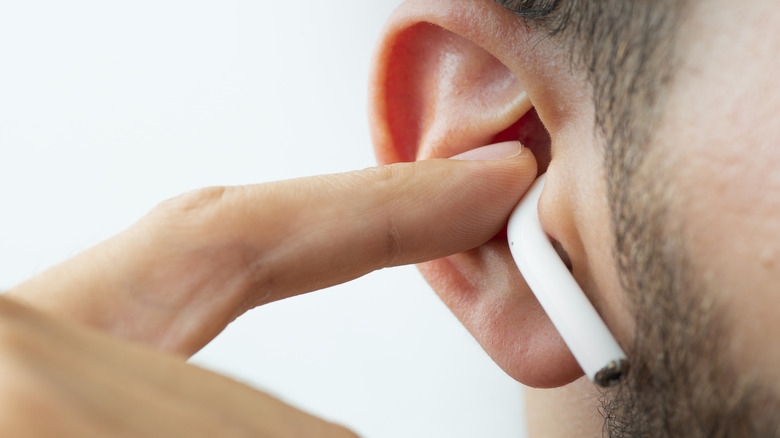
507,175,626,383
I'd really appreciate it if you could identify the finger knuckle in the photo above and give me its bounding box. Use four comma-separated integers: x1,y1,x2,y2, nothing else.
142,186,240,245
151,186,231,224
382,217,403,268
353,162,413,188
350,164,414,268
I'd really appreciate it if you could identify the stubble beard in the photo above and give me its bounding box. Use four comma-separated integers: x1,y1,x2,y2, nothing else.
600,179,780,437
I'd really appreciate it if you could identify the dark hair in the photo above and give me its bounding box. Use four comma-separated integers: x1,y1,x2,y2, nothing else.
493,0,685,155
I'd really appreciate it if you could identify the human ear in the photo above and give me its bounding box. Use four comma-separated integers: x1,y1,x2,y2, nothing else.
369,0,607,388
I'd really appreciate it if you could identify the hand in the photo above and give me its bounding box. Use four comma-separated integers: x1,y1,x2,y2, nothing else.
2,142,536,437
0,296,357,437
9,142,536,355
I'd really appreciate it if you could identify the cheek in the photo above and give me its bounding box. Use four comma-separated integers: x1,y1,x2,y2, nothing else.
670,148,780,388
654,12,780,383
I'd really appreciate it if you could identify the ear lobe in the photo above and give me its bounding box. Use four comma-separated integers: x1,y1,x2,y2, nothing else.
369,1,583,388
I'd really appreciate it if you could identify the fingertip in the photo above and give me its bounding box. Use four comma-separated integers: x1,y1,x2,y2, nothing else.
405,145,538,257
449,141,523,161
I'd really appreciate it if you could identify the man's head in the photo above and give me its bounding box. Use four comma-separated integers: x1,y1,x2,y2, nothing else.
370,0,780,435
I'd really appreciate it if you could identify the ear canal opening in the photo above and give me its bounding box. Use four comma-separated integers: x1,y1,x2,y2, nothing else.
491,107,552,174
551,238,574,271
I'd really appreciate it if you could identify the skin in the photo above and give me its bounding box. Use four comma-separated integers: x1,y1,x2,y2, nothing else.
0,297,354,438
370,0,780,435
6,0,779,435
4,150,537,436
661,0,780,387
9,150,535,355
371,0,625,390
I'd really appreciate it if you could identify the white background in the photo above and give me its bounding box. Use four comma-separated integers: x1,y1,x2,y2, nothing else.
0,1,527,436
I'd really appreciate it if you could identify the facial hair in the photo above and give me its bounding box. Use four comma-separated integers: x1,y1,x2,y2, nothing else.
600,188,780,438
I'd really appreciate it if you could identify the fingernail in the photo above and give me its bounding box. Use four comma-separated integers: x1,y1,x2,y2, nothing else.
450,141,523,160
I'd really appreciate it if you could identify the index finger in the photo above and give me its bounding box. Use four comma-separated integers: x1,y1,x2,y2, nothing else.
7,143,537,355
197,143,537,307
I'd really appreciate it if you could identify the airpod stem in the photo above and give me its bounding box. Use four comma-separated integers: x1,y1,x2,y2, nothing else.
507,175,628,387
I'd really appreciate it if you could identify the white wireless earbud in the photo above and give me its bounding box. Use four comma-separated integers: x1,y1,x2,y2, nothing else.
507,175,628,387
